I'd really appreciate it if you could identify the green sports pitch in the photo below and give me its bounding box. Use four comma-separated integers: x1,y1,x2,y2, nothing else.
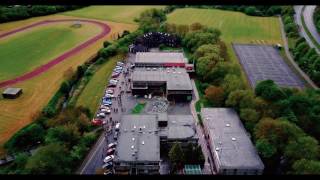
0,23,99,81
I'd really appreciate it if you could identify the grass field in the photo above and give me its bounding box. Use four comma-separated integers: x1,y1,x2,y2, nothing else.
0,15,137,156
63,6,165,24
75,54,125,114
0,23,100,81
167,8,282,44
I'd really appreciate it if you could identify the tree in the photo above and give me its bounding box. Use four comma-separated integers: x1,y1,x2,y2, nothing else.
255,80,286,102
291,159,320,174
103,40,111,48
169,142,185,170
284,136,319,163
45,124,81,148
245,6,258,15
254,118,305,151
240,108,261,132
4,123,45,153
221,74,246,95
204,85,225,106
256,138,277,158
25,143,71,174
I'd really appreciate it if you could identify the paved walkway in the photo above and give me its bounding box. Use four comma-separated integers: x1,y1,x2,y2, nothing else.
190,79,215,175
279,16,318,89
0,19,111,88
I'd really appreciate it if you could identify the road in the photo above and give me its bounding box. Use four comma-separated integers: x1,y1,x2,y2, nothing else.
294,6,320,54
77,54,135,174
279,16,318,89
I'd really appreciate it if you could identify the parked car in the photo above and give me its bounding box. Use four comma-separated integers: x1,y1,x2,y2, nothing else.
103,155,114,163
100,107,111,114
115,123,120,131
107,142,117,149
102,161,113,169
97,112,106,118
111,72,120,78
117,62,124,66
104,93,114,98
106,88,114,94
113,131,118,140
106,148,116,156
91,119,103,126
104,169,113,175
105,88,114,94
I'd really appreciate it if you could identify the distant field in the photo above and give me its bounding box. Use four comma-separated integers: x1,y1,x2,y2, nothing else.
63,6,165,24
0,23,100,81
76,54,124,114
167,8,283,44
0,15,137,156
167,8,284,89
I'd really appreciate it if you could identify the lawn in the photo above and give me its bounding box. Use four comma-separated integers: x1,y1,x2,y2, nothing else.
0,23,100,81
75,54,124,115
63,5,165,24
0,14,137,156
131,102,146,114
167,8,283,44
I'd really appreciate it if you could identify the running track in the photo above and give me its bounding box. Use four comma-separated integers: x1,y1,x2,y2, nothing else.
0,19,111,88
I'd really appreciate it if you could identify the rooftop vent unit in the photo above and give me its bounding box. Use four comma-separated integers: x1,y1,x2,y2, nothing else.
232,138,237,141
131,145,134,149
142,141,145,145
226,123,230,127
132,138,135,141
215,147,220,151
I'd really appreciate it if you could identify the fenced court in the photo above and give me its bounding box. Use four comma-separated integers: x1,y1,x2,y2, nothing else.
233,44,305,88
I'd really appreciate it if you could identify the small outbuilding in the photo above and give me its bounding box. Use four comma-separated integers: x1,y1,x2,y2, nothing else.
2,88,23,99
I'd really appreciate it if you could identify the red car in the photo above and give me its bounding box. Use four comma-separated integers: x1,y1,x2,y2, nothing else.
92,119,103,126
106,148,116,156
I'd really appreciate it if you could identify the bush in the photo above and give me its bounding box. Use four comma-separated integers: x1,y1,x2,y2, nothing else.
4,123,45,153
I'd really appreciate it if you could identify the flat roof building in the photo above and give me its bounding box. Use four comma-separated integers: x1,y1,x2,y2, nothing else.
114,115,160,175
114,113,198,175
200,108,264,175
134,52,194,72
131,67,193,101
2,88,23,99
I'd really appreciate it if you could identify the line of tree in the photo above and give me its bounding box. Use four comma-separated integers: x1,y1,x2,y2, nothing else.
0,5,85,23
314,6,320,35
282,6,320,87
164,5,283,17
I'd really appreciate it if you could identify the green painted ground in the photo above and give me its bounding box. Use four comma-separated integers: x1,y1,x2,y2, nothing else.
167,8,282,44
131,103,146,114
0,23,99,81
76,55,123,114
63,6,165,24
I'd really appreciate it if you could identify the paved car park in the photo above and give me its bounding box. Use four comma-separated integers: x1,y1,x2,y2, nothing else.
233,44,305,88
